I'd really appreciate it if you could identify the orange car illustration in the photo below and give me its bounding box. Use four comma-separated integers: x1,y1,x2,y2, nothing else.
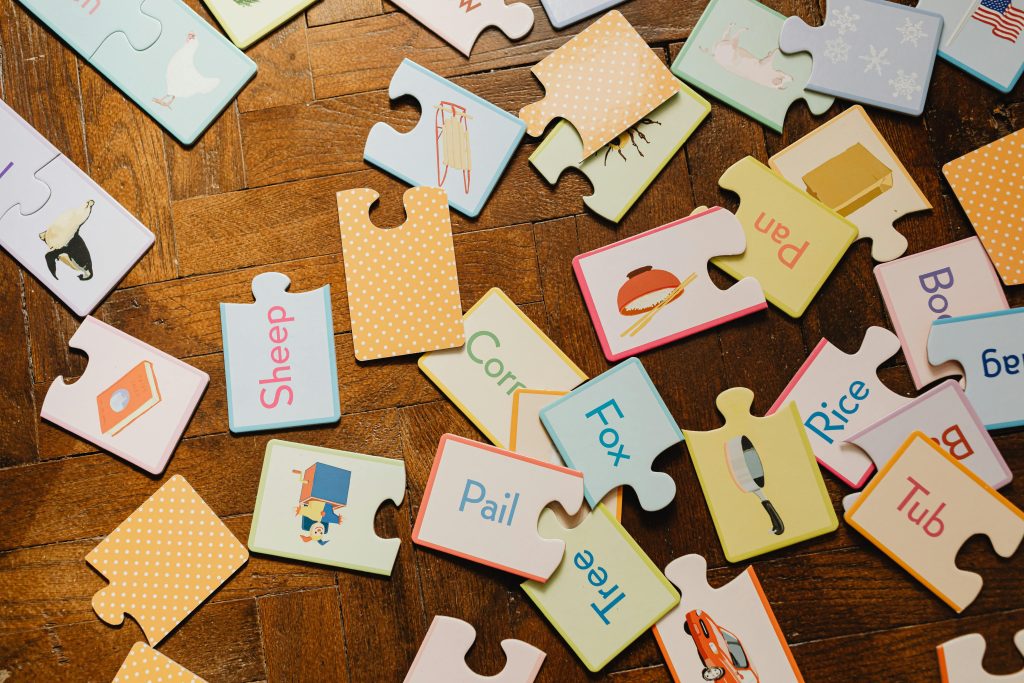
683,609,759,682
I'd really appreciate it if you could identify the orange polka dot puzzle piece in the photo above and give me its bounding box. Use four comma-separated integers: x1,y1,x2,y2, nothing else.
518,10,680,158
86,475,249,646
337,186,465,361
113,642,206,682
943,128,1024,286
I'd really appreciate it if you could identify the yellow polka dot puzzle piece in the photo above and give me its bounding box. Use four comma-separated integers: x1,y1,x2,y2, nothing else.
86,475,249,646
113,642,205,682
943,128,1024,286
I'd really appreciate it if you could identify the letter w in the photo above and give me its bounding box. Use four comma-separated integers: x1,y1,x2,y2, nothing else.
459,0,481,11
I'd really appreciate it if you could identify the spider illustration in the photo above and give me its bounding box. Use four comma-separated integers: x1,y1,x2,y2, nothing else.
602,118,662,165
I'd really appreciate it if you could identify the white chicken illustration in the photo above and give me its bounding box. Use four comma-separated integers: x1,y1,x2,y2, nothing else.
152,32,221,109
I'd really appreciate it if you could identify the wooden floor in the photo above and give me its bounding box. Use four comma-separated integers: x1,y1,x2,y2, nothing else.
1,0,1022,679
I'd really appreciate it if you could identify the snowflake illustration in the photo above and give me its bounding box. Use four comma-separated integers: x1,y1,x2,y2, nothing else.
858,45,890,75
889,70,922,100
826,5,860,34
895,18,928,47
824,36,851,63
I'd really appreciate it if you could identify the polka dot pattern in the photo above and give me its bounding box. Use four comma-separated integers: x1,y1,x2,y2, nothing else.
86,475,249,646
337,186,465,361
113,642,205,682
944,128,1024,286
518,10,680,158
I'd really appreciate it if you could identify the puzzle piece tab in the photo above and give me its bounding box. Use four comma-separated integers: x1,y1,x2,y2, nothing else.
540,358,683,511
87,475,248,645
530,84,710,223
404,615,545,683
779,0,943,115
412,434,584,581
572,206,767,361
391,0,534,56
113,642,206,682
770,327,912,488
929,308,1024,430
41,317,208,474
769,105,931,262
845,432,1024,612
522,505,680,672
364,60,527,218
683,387,838,562
847,379,1012,490
200,0,319,48
653,554,803,683
248,440,406,575
17,0,161,57
221,272,339,432
519,11,680,158
938,629,1024,682
338,187,464,360
713,156,857,318
874,237,1008,389
670,0,834,132
0,98,59,218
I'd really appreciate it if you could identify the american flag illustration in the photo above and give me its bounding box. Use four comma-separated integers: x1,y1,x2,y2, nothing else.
972,0,1024,42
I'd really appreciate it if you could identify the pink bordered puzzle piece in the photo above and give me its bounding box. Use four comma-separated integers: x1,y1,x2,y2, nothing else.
113,642,206,682
404,615,545,683
938,629,1024,683
390,0,533,57
573,207,767,362
412,434,584,582
40,316,208,474
770,326,911,488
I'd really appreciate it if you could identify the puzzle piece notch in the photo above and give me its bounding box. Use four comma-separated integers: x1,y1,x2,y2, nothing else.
16,0,162,57
391,0,533,56
113,642,206,682
404,615,545,683
0,100,61,219
938,630,1024,683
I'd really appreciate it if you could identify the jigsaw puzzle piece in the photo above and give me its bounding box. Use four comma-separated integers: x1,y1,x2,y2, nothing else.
530,84,710,223
390,0,533,56
87,475,248,644
845,432,1024,612
363,60,526,218
769,327,911,488
338,187,465,360
248,440,406,575
0,154,154,317
89,0,256,145
200,0,319,48
0,99,60,218
113,642,206,682
572,206,767,361
539,358,682,511
40,316,208,474
653,554,803,683
522,505,680,672
539,0,625,28
683,387,838,562
769,105,931,262
938,629,1024,682
847,379,1012,489
874,237,1008,389
713,156,857,318
412,434,584,581
928,308,1024,430
779,0,943,115
519,11,680,158
220,272,339,433
16,0,161,57
419,288,587,448
404,615,545,683
670,0,833,133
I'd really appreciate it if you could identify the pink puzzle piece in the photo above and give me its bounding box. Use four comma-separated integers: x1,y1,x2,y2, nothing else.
390,0,534,56
938,630,1024,683
404,615,545,683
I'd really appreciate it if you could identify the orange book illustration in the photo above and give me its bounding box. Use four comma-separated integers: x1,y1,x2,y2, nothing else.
96,361,162,435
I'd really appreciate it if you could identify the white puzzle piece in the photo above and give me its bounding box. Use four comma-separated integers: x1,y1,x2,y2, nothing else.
419,288,587,448
0,97,59,218
653,554,803,683
847,379,1012,489
770,326,912,488
411,434,584,582
364,59,527,218
220,272,339,433
40,317,208,474
391,0,534,56
404,615,545,683
938,629,1024,682
573,206,767,361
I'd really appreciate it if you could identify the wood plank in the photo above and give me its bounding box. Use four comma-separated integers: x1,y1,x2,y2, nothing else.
258,588,349,682
0,260,37,467
306,0,383,27
237,15,314,114
163,106,246,201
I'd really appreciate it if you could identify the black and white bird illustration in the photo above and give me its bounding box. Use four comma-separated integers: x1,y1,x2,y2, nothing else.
39,199,95,281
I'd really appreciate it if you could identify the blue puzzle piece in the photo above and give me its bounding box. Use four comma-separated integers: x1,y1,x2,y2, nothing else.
16,0,161,57
540,357,682,511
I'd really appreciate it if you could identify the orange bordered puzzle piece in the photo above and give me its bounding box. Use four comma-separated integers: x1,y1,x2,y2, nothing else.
87,475,248,645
